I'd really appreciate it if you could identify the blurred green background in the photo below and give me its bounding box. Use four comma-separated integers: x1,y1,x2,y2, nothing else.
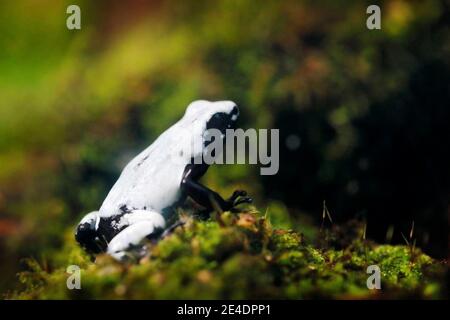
0,0,448,294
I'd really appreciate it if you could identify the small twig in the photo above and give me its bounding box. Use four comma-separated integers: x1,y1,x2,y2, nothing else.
320,211,325,233
362,221,368,265
263,206,269,220
323,200,333,224
409,220,416,262
362,221,367,241
400,232,410,246
401,226,417,263
319,200,334,250
320,200,333,233
409,221,415,239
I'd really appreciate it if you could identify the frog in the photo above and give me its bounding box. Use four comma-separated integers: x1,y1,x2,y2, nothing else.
75,100,252,261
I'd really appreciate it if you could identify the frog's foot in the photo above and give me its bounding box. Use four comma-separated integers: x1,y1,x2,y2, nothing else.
227,190,253,210
107,210,166,262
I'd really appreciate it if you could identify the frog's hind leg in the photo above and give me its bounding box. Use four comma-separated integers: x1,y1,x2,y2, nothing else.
106,209,166,261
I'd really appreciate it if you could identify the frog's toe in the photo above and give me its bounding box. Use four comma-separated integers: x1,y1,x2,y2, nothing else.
228,190,247,202
234,196,253,206
159,220,186,239
226,193,253,211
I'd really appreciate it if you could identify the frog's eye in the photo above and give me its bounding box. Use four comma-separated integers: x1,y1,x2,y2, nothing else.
229,105,239,122
206,112,229,133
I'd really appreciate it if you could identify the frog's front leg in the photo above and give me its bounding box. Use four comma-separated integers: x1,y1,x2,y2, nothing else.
107,210,166,261
181,165,252,212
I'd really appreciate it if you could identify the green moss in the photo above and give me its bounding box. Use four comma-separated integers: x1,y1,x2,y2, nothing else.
7,209,447,299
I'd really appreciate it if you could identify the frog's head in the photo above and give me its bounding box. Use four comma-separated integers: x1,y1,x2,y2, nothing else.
184,100,239,133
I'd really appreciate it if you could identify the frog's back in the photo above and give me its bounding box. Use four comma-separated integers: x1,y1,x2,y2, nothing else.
99,120,202,217
98,100,236,218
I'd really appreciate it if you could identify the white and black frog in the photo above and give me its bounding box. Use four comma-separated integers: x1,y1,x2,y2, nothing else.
75,100,252,261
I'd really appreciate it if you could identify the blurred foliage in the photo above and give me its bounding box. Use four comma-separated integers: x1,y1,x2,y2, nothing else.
0,0,449,295
8,209,447,299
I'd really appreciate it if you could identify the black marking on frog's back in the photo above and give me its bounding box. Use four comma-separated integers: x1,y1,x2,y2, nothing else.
136,154,149,168
119,204,140,213
120,204,131,213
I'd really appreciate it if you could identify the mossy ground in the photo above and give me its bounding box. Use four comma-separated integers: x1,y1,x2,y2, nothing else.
7,209,447,299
